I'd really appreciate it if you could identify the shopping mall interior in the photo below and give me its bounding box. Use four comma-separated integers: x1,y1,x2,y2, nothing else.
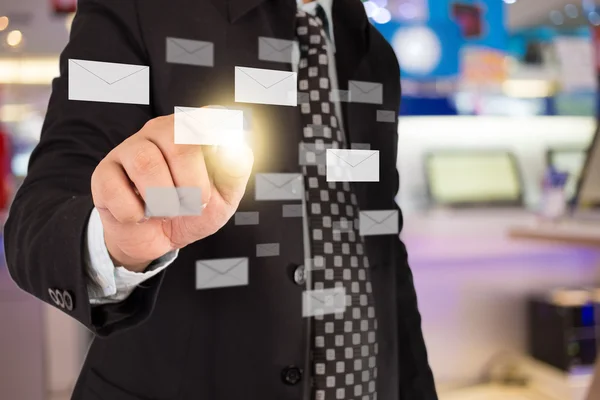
3,0,600,399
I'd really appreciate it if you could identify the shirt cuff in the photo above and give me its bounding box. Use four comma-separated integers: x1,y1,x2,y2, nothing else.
85,207,178,304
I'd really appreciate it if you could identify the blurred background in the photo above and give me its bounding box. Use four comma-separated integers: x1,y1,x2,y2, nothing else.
4,0,600,399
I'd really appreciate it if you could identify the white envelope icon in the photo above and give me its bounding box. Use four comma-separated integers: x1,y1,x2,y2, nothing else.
255,173,303,201
348,80,383,104
326,149,380,182
302,287,347,317
359,210,399,236
68,59,149,105
174,106,244,146
195,257,249,290
235,66,297,106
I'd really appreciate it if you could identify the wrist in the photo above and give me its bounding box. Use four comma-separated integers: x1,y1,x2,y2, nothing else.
104,236,153,273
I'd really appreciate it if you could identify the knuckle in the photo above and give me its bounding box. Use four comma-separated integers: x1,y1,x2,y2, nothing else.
144,115,171,132
115,209,144,225
143,117,162,131
93,171,120,203
131,143,163,175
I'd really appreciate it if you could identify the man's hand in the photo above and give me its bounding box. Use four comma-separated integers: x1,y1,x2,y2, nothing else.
91,114,254,272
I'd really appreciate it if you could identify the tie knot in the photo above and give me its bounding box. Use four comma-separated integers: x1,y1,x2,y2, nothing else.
295,9,327,46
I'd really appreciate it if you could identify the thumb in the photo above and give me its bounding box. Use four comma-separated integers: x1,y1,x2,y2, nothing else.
208,145,254,206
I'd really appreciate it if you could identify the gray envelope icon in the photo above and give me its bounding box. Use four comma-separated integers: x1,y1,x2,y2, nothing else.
145,186,202,217
349,80,383,104
234,211,259,226
376,110,396,123
330,89,351,103
282,204,303,218
166,37,214,67
306,124,333,139
299,142,334,166
258,37,297,64
297,91,310,104
256,243,280,257
302,287,347,317
255,173,304,201
333,219,355,233
351,143,371,150
359,210,399,236
195,257,249,290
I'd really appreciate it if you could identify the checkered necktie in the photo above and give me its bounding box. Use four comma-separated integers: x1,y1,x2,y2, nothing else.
295,9,379,400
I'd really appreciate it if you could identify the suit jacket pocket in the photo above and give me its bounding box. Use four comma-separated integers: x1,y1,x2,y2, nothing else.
83,369,148,400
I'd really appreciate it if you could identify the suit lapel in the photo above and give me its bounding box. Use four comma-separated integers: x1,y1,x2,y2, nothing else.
332,0,369,142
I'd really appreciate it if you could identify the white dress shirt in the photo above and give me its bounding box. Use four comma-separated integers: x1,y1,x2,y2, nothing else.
85,0,342,304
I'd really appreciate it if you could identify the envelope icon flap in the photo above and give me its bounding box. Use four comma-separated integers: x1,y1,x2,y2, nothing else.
329,150,378,168
259,37,295,52
362,211,397,225
261,174,301,189
236,67,296,89
198,258,246,275
168,38,212,54
70,59,148,85
350,81,381,94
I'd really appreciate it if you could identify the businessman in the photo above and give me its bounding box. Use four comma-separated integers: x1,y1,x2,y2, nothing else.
4,0,438,399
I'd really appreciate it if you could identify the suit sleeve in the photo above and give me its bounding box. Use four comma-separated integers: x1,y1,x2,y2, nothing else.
376,33,439,400
85,207,179,305
3,0,166,337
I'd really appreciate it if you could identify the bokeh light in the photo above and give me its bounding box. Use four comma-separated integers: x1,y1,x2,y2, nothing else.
363,1,379,18
372,8,392,24
0,16,9,31
564,4,578,18
6,30,23,47
549,10,564,25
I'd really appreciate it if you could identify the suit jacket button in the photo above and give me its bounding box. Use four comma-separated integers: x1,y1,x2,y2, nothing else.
281,366,303,385
54,290,65,308
293,265,306,286
63,291,74,311
48,288,59,305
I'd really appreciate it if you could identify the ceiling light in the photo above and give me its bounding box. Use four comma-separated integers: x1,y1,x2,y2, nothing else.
372,7,392,24
589,11,600,25
0,16,9,31
6,30,22,47
503,0,516,4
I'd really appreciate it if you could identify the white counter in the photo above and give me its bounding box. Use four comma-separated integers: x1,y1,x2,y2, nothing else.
400,209,600,386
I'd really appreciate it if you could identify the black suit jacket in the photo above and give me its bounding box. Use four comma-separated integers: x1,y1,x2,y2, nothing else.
4,0,438,399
